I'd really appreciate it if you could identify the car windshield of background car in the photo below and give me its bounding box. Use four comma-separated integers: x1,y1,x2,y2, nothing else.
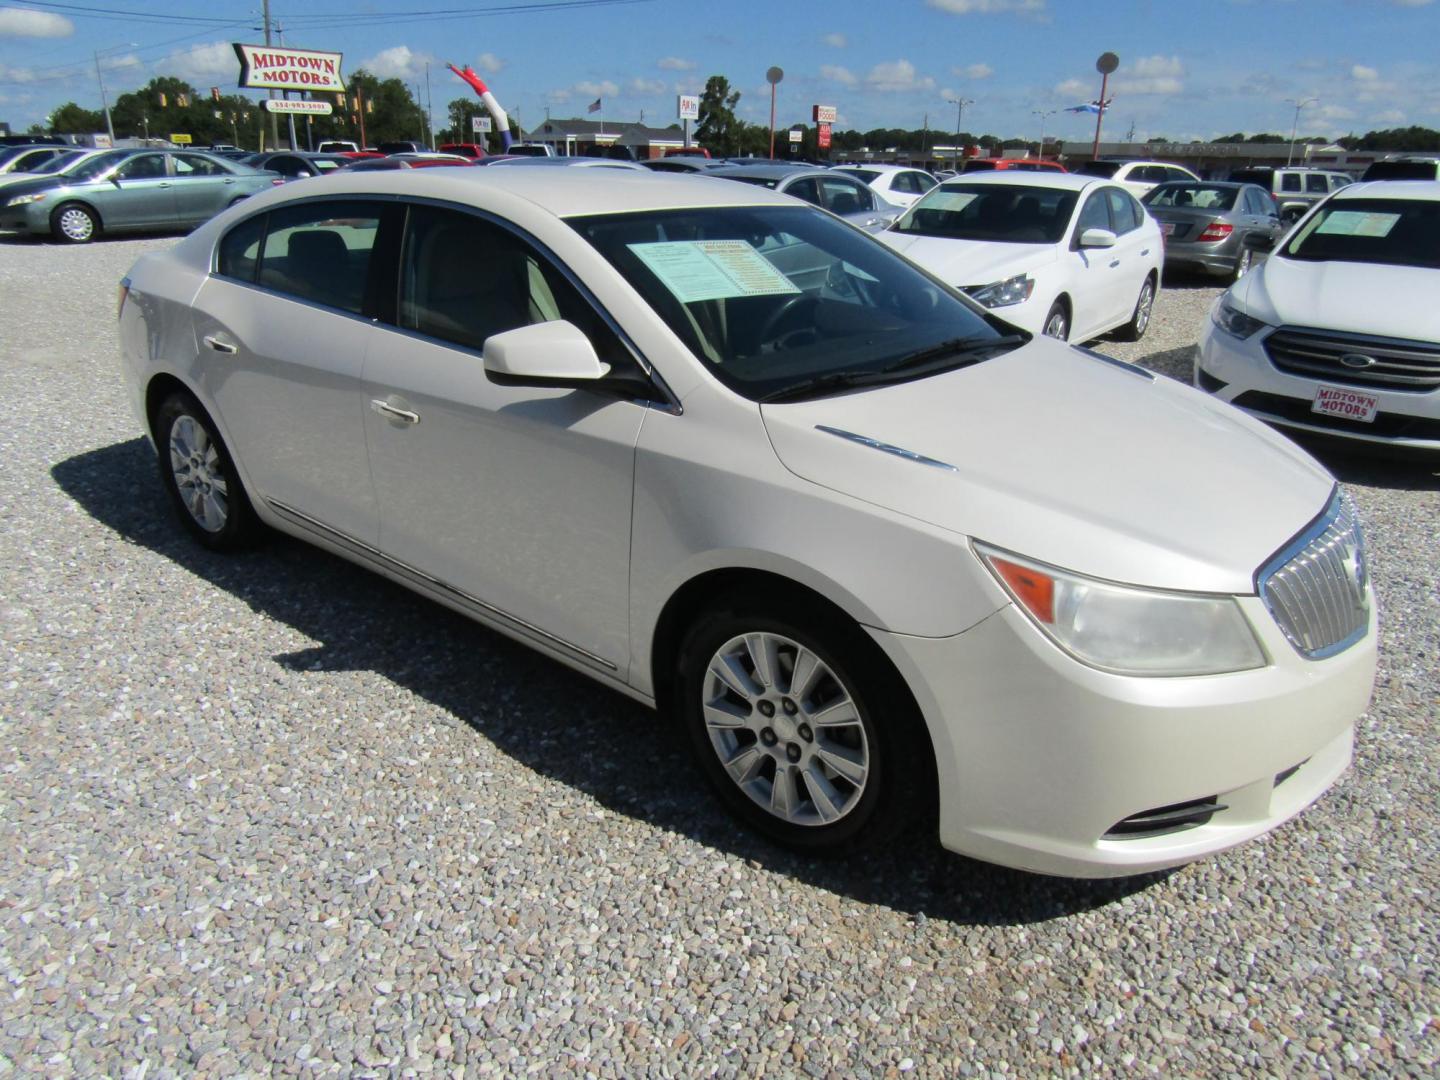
1282,198,1440,269
1144,184,1238,210
891,184,1079,244
27,150,83,176
567,204,1013,401
838,168,880,183
1076,161,1121,178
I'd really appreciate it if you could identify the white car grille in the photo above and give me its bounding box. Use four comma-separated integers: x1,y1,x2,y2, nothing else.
1259,491,1370,659
1264,327,1440,392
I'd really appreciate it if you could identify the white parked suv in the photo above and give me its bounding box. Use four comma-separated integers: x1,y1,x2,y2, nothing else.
831,163,938,209
880,171,1164,342
1076,159,1201,198
1196,179,1440,456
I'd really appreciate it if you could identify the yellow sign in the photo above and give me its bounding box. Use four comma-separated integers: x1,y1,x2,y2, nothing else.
170,134,193,145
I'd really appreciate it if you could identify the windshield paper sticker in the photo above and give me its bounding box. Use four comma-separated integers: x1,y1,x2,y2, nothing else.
1315,211,1400,238
628,240,801,303
920,192,978,213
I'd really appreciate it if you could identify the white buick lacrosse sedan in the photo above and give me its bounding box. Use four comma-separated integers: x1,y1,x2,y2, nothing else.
118,168,1376,877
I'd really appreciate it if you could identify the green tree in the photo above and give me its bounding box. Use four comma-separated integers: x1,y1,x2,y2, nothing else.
47,102,103,134
696,75,741,156
443,96,484,144
1337,126,1440,152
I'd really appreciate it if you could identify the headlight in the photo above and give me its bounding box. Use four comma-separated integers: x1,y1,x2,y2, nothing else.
975,543,1267,677
1210,299,1268,340
5,193,48,207
966,273,1035,309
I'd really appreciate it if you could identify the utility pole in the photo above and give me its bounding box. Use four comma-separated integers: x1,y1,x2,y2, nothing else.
93,51,116,145
1286,97,1318,166
425,62,434,149
947,97,973,168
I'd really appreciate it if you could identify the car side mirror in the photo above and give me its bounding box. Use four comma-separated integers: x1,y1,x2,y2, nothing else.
1078,227,1117,249
484,320,609,387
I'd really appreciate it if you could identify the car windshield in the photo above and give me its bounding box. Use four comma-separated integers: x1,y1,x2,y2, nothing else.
568,204,1018,402
29,150,82,175
1076,161,1121,178
1143,184,1238,210
1282,197,1440,269
839,168,879,183
890,183,1078,244
722,175,780,189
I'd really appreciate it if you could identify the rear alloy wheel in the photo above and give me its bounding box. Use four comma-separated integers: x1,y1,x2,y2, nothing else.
1116,277,1156,342
677,600,930,854
1232,246,1254,282
154,391,259,550
1042,301,1070,341
51,202,98,244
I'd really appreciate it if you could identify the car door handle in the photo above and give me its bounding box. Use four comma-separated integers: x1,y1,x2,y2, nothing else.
371,398,421,425
202,334,237,354
158,182,171,188
1109,259,1121,268
223,177,236,184
1140,248,1151,256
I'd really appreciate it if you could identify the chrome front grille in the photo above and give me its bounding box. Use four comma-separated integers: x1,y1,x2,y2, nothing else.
1258,491,1370,659
1264,326,1440,392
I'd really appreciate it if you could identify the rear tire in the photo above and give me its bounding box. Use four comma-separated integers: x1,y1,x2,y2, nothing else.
1115,276,1156,342
50,202,99,244
675,592,932,855
153,390,260,551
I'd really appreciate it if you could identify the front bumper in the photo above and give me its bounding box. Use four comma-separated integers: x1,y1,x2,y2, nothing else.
1197,316,1440,453
869,590,1375,878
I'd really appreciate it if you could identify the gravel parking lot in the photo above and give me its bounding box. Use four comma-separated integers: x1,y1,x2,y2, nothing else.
2,234,1437,1077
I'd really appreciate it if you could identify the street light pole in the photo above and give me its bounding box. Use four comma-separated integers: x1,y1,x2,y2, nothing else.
947,97,973,168
1032,108,1056,160
93,50,115,145
1285,97,1318,166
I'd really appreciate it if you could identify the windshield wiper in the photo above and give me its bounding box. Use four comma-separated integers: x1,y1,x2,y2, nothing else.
759,370,898,404
882,333,1027,374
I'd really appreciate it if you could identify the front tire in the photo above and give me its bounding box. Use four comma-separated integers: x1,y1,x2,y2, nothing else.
153,391,259,550
1115,276,1156,342
50,202,99,244
1042,300,1070,341
676,595,930,854
1231,246,1254,282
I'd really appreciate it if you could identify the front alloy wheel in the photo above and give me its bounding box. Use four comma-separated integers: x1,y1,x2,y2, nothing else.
701,631,870,828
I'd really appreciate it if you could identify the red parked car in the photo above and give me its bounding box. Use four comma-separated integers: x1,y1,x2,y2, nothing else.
960,157,1066,173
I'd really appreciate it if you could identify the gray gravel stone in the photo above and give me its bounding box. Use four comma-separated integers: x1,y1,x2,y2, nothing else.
0,238,1436,1078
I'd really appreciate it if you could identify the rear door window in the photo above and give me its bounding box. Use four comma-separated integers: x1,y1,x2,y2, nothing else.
256,200,383,315
821,176,872,215
1305,174,1329,193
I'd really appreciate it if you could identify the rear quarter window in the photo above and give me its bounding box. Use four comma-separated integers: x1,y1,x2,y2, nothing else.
217,214,267,282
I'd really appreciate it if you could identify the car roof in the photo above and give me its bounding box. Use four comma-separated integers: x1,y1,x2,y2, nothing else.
708,163,819,180
1333,179,1440,201
238,165,796,218
835,163,922,173
939,171,1100,192
490,156,647,169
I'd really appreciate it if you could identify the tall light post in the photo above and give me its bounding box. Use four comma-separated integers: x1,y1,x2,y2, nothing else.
93,42,137,145
1285,96,1318,166
1032,108,1056,160
947,97,973,167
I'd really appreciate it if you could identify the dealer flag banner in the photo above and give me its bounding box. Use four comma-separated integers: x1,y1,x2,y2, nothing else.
234,44,346,93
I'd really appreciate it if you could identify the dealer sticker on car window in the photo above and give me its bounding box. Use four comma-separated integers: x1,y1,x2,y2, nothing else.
1315,211,1400,238
628,240,801,303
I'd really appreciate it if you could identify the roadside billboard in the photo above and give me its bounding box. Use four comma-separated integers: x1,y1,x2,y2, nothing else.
233,44,346,93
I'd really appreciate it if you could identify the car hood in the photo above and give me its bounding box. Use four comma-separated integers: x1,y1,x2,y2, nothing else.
878,232,1055,287
760,338,1333,594
1236,256,1440,341
0,175,64,200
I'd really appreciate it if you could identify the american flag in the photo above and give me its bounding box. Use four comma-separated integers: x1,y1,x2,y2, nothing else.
587,98,602,114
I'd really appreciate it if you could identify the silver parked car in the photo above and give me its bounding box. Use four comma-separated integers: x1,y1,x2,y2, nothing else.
0,148,280,243
1141,181,1283,280
116,169,1375,877
707,163,899,232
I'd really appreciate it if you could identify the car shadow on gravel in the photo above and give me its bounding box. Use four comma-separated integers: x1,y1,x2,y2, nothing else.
53,438,1174,926
1128,344,1196,382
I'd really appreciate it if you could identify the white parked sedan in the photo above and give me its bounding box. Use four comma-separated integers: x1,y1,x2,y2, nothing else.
879,172,1164,342
1197,180,1440,456
118,168,1375,877
831,163,938,209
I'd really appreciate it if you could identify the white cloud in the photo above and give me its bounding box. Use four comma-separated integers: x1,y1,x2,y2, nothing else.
575,79,619,98
822,32,847,47
821,64,858,88
1351,64,1378,81
629,76,666,95
1054,77,1089,98
955,63,993,79
0,7,73,37
161,41,237,84
358,45,434,82
1370,108,1405,123
0,60,35,83
657,56,694,71
476,52,505,75
1113,54,1184,96
926,0,1046,14
865,59,935,93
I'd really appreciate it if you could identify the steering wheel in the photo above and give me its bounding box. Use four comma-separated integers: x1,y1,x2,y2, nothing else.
757,293,821,350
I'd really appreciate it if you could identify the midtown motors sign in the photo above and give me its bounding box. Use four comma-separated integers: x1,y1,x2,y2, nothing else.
234,44,346,93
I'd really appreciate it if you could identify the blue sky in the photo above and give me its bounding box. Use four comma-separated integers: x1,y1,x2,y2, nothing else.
1,0,1437,141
